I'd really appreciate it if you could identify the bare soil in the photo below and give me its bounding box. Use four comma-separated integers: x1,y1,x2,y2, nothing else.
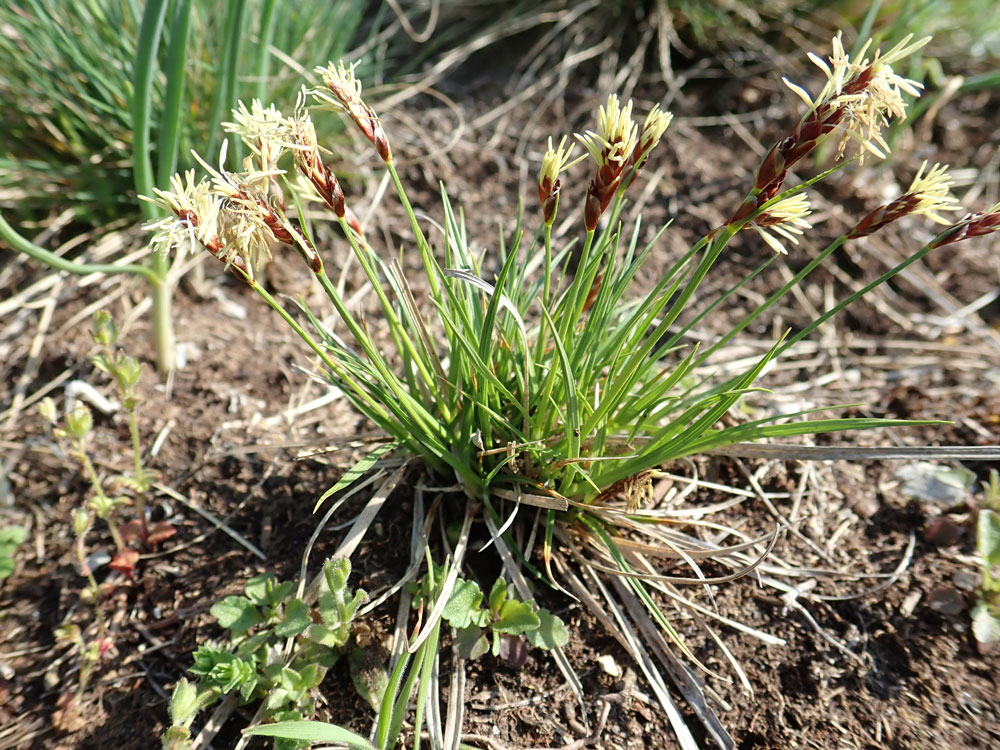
2,40,999,750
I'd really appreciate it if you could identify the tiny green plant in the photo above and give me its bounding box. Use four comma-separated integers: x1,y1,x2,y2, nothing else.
0,525,26,582
144,32,1000,746
90,311,175,549
163,558,366,750
39,312,172,576
413,569,569,662
40,398,134,573
972,469,1000,647
52,508,115,709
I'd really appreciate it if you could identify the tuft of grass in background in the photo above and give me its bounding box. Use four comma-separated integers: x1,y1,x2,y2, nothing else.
0,0,372,227
0,0,377,373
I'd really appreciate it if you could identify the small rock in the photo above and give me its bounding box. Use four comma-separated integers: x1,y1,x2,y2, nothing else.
928,584,966,616
922,516,964,546
900,590,922,617
596,653,621,678
952,570,980,591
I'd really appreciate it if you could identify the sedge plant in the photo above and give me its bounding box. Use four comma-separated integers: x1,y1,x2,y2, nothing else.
143,34,1000,745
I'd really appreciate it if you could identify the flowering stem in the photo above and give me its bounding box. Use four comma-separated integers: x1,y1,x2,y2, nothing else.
385,160,441,301
126,406,148,537
776,237,940,358
543,222,554,306
334,217,442,411
247,279,395,428
150,256,175,374
76,532,106,640
532,222,556,365
557,229,596,342
73,445,126,551
0,213,158,283
697,235,849,366
310,263,437,434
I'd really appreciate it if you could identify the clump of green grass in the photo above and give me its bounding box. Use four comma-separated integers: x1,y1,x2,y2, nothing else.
144,32,1000,748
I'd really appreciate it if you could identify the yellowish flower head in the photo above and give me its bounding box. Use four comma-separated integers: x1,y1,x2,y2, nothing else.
750,193,813,254
635,105,673,162
576,94,638,168
782,32,930,162
141,170,223,259
223,100,290,168
538,136,576,197
904,162,962,224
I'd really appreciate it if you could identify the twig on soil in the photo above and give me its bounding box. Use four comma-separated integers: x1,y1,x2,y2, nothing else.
706,443,1000,461
2,277,61,433
152,482,265,560
191,691,240,750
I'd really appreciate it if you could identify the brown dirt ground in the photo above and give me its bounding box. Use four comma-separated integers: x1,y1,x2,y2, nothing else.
2,35,1000,750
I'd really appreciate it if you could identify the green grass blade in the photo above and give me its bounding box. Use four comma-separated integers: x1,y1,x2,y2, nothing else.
244,721,374,749
133,0,168,220
157,0,193,188
206,0,247,161
255,0,278,103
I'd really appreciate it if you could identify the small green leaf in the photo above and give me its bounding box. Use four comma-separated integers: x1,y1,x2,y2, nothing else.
265,686,293,711
487,577,507,616
92,311,117,347
526,609,569,650
269,581,295,607
240,675,260,702
211,596,263,635
243,574,275,606
65,404,93,440
323,557,350,595
235,630,272,658
971,599,1000,645
274,599,311,639
244,721,376,749
302,623,345,648
978,509,1000,567
298,663,326,691
454,625,489,660
167,678,208,727
349,642,389,711
0,526,27,547
441,578,484,629
278,666,304,691
492,600,540,636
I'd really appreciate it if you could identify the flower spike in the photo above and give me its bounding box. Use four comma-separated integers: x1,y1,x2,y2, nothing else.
746,193,813,254
314,61,391,162
849,162,962,238
931,201,1000,248
730,32,930,227
538,136,576,225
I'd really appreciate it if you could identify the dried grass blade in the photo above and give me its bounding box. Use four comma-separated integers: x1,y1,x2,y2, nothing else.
407,501,476,654
334,462,407,560
609,574,735,750
557,557,700,750
704,443,1000,461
